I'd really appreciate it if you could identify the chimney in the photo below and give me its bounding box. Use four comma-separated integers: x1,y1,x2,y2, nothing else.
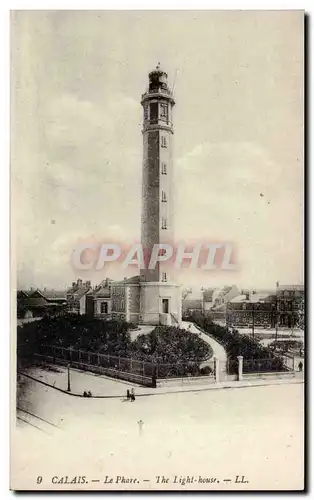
77,278,83,286
72,282,75,288
86,280,91,287
245,292,250,301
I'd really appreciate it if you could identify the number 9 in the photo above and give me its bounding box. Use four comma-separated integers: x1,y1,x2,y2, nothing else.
37,476,42,484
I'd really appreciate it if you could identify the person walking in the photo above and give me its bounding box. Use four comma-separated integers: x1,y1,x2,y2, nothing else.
298,361,303,372
131,388,135,402
126,389,130,400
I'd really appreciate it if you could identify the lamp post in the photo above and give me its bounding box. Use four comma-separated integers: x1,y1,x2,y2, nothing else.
201,287,205,316
67,363,71,392
275,284,279,346
252,303,255,341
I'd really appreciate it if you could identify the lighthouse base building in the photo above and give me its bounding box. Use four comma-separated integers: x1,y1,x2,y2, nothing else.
139,281,182,325
86,276,182,326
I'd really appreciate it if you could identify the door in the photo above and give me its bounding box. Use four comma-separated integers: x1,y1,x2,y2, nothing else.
162,299,169,314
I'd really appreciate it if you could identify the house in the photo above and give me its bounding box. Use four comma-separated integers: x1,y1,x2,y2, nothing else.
40,289,67,305
213,285,240,307
16,290,47,319
86,279,113,318
66,279,92,315
87,277,141,324
17,289,67,319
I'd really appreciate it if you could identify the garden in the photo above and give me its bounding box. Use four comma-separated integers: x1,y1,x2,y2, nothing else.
17,315,213,378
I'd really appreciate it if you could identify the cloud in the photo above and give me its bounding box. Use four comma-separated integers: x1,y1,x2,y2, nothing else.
174,141,303,286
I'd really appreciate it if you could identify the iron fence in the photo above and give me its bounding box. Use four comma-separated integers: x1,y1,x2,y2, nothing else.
243,357,287,373
37,344,214,380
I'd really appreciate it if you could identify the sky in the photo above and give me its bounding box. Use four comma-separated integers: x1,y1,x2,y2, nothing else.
11,10,304,291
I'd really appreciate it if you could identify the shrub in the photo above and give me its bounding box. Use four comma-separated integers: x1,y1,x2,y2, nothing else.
187,311,286,373
199,365,213,376
130,325,213,364
17,314,133,358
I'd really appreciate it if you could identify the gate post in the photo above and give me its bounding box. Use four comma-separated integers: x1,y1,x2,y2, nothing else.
214,357,220,383
237,355,243,381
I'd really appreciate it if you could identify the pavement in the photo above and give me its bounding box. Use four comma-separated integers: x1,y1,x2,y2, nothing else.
18,365,303,399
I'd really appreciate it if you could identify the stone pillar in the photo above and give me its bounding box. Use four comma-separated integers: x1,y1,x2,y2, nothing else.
214,356,220,383
237,355,243,381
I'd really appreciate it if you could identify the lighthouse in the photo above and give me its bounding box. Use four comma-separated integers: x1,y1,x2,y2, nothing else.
139,65,182,325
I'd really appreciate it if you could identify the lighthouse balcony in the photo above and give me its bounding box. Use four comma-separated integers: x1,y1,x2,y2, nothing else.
141,88,175,105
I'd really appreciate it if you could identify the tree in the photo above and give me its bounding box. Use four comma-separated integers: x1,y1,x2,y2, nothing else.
182,288,192,300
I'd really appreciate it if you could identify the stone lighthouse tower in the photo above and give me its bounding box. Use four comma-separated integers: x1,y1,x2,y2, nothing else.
139,64,182,325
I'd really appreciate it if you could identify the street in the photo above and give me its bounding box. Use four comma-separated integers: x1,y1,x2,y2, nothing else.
13,370,304,491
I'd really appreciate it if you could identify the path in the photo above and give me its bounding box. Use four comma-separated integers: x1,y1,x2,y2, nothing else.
129,325,155,341
18,365,303,399
181,321,227,380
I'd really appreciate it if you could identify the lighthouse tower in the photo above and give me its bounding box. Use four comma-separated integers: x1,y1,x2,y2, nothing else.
139,65,182,325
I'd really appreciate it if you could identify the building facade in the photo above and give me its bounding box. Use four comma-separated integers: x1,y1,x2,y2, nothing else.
225,285,304,330
276,285,304,329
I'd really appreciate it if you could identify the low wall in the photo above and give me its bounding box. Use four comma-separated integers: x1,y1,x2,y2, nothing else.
243,371,296,380
156,375,215,388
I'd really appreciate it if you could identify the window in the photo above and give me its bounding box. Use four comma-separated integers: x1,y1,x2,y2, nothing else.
161,218,167,229
160,103,168,119
144,105,149,121
101,302,108,314
161,190,167,202
161,136,167,148
161,162,167,175
150,102,158,123
162,272,167,282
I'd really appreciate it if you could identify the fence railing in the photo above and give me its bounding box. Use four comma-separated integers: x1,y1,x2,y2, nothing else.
34,353,152,387
243,357,288,373
37,345,214,380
